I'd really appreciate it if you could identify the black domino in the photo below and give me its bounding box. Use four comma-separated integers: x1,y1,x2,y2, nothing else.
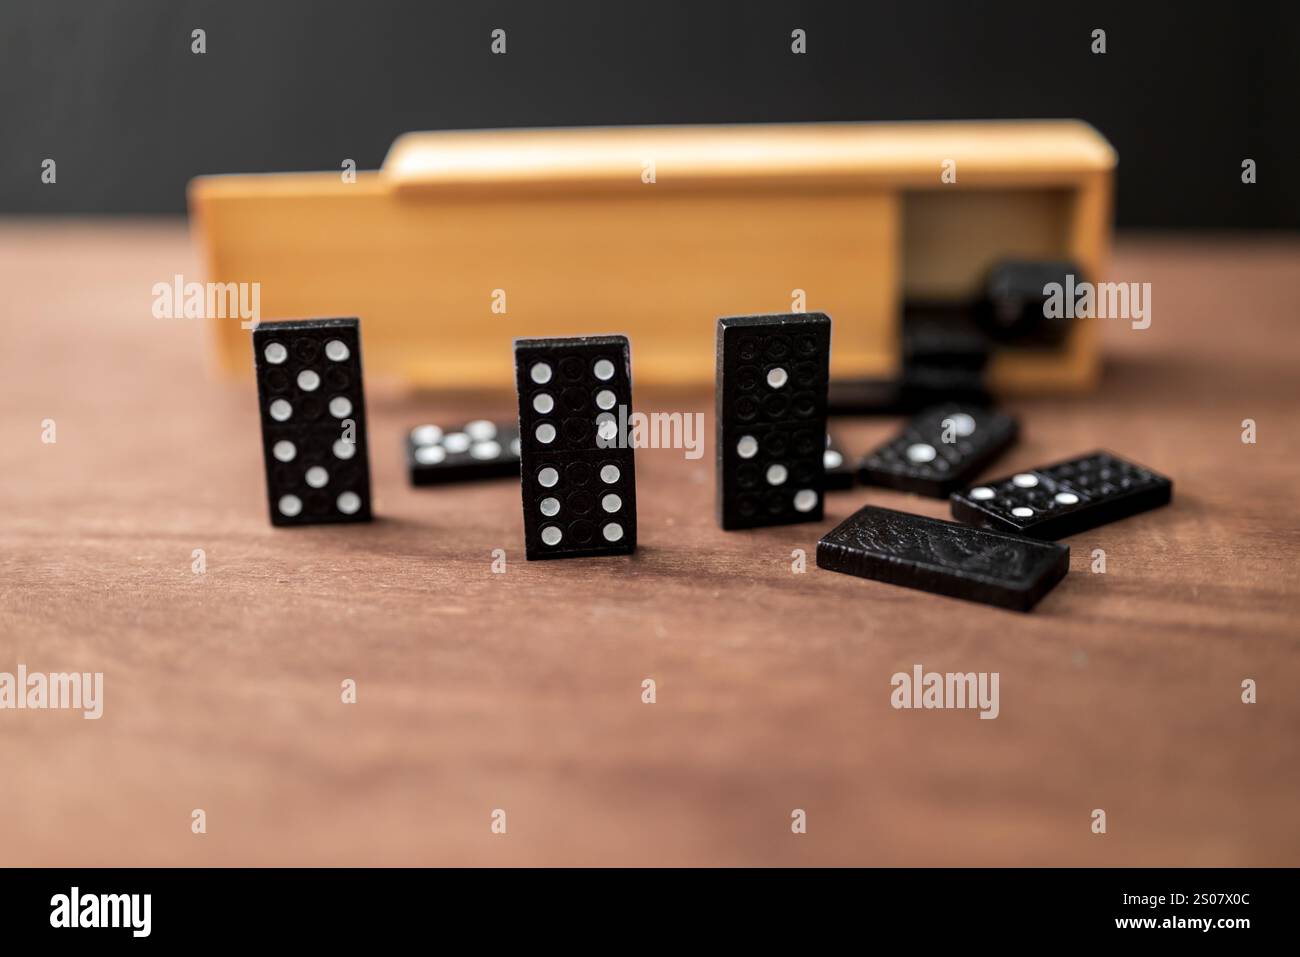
978,259,1078,345
407,420,521,485
716,313,831,529
823,433,856,490
950,450,1173,540
902,305,990,370
857,404,1017,498
827,370,992,415
817,505,1068,612
253,318,372,525
513,336,637,559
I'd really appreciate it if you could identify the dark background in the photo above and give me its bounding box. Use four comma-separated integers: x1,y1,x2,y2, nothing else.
3,0,1296,228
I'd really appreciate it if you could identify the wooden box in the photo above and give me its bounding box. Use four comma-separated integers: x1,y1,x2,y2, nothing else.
188,120,1115,392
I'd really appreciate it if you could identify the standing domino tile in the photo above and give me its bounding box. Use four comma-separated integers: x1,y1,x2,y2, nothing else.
513,336,637,559
857,404,1018,498
716,313,831,529
950,450,1173,540
407,420,521,485
253,318,372,525
823,433,856,490
817,505,1069,612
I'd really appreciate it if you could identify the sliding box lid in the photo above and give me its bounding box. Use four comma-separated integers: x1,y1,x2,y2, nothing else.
383,120,1116,192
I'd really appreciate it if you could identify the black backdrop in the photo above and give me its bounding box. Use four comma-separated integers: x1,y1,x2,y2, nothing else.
3,0,1296,228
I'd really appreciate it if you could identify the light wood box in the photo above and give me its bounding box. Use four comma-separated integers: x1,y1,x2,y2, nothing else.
188,120,1115,392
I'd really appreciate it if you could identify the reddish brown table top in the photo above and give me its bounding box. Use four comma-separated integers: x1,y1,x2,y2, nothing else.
1,222,1297,865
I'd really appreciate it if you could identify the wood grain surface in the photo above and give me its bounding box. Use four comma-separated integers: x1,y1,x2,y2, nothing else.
1,222,1297,866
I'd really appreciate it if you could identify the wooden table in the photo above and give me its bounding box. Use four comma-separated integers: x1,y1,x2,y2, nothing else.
2,222,1297,866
